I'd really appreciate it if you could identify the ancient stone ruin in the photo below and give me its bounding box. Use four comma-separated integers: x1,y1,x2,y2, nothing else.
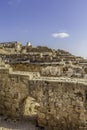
0,41,87,130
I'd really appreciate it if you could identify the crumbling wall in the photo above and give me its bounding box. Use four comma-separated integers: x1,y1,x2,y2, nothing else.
0,69,40,118
28,80,87,130
0,73,29,117
0,67,87,130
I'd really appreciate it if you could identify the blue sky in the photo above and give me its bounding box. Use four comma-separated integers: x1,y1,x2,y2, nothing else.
0,0,87,58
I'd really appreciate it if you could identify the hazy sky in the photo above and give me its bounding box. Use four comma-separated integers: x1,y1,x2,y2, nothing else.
0,0,87,58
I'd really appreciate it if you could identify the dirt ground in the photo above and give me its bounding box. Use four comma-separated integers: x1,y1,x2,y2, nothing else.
0,116,39,130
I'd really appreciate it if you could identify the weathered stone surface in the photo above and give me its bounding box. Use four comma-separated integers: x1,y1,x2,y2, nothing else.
23,96,40,117
1,42,87,129
41,66,62,76
28,80,87,130
0,63,87,130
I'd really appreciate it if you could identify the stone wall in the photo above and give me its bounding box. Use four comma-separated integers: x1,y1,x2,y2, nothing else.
0,65,87,129
0,66,40,118
10,63,85,79
28,80,87,130
0,72,29,118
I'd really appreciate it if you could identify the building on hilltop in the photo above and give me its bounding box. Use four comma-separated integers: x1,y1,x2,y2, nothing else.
0,41,22,53
0,41,22,47
27,41,32,47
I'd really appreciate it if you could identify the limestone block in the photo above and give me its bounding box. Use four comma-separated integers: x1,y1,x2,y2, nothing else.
23,96,40,117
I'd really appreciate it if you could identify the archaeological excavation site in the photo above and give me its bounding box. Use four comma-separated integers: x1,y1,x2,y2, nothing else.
0,41,87,130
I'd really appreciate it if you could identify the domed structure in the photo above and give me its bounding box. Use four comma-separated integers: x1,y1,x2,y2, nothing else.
27,42,32,47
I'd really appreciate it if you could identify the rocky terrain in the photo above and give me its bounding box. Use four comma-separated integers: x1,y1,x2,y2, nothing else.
0,41,87,130
1,41,87,79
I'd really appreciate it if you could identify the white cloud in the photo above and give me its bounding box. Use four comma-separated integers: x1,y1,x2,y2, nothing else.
52,32,70,38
